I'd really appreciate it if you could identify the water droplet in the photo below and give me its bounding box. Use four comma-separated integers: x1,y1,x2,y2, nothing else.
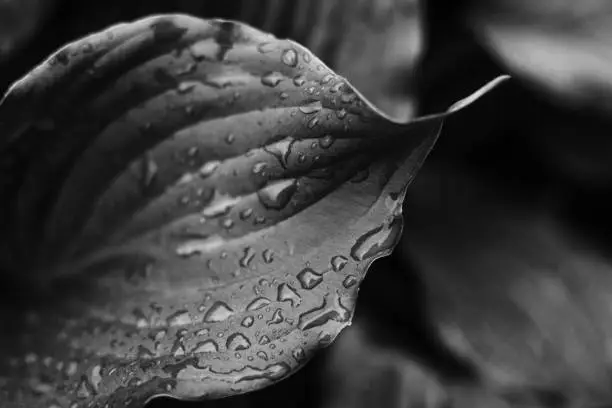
321,74,334,84
298,293,350,331
137,345,155,359
261,71,284,87
257,351,269,361
241,316,255,328
297,268,323,290
196,328,209,337
279,92,289,100
307,117,319,129
173,343,186,357
303,52,312,63
175,62,196,76
262,249,274,264
331,256,348,272
240,247,256,267
281,48,298,67
239,208,253,220
292,347,306,362
299,101,322,114
350,216,403,261
341,93,356,104
336,109,347,119
222,218,234,229
257,42,275,54
259,335,271,345
297,152,306,163
319,134,335,149
343,275,358,288
167,310,193,327
193,340,219,353
141,154,158,189
199,160,220,178
247,297,271,311
293,75,306,87
227,333,252,351
225,133,236,144
267,309,284,325
177,82,196,94
277,283,301,307
258,179,297,210
254,215,266,225
252,162,268,175
203,302,235,323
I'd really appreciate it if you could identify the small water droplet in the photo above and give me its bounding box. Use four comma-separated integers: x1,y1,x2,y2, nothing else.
257,351,269,361
293,75,306,87
336,109,347,119
141,154,158,189
331,256,348,272
254,215,266,225
177,82,196,94
222,218,234,229
343,275,358,288
277,283,301,307
261,71,284,87
193,340,219,353
240,208,253,220
241,316,255,328
292,347,306,362
252,162,268,175
299,101,322,114
199,160,220,178
267,309,284,325
307,117,319,129
227,333,252,351
173,343,186,357
259,335,271,345
341,93,357,104
247,297,271,311
225,133,235,144
279,92,289,100
203,302,235,323
319,135,334,149
297,268,323,290
321,74,334,84
303,52,312,63
196,328,210,336
258,179,297,210
297,152,306,163
240,247,256,268
350,216,403,261
175,62,196,76
262,249,274,263
281,48,298,67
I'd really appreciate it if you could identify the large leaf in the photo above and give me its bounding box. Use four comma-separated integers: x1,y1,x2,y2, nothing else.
0,14,506,408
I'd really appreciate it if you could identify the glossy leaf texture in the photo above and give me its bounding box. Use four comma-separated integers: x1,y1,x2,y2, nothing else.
0,14,507,408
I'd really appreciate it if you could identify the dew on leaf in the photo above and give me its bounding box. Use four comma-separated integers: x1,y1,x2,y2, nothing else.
203,302,235,323
193,340,219,353
350,216,403,261
266,309,284,325
225,133,236,144
241,316,255,328
331,255,348,272
281,48,298,67
239,208,253,220
252,162,268,175
239,247,256,268
297,268,323,290
343,275,358,288
261,72,284,87
307,117,319,129
246,297,271,311
199,160,221,178
277,283,301,307
299,101,322,114
293,75,306,87
227,333,252,351
257,179,297,210
262,249,274,264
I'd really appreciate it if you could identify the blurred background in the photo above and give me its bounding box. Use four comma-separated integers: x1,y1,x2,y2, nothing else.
3,0,612,407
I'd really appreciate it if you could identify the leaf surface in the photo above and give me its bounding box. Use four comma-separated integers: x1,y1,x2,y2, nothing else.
0,14,506,408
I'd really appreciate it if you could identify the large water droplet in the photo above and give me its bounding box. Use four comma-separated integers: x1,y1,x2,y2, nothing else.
297,268,323,290
261,71,284,87
277,283,301,307
258,179,297,210
193,340,219,353
281,49,298,67
167,310,193,327
247,297,271,311
203,302,234,323
241,316,255,328
331,256,348,272
227,333,252,351
240,247,256,268
350,216,403,261
299,101,322,114
298,293,350,331
267,309,284,325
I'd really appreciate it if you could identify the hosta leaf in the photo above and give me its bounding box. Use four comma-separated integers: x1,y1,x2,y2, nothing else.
0,14,506,408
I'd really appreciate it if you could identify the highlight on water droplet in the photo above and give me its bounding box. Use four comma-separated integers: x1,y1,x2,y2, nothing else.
247,297,271,311
227,333,252,351
293,75,306,87
350,216,403,261
261,71,284,87
193,340,219,353
239,247,256,268
199,160,220,178
241,316,255,328
266,309,284,325
297,268,323,290
203,302,235,323
277,283,301,307
299,101,322,114
331,256,348,272
319,134,335,149
343,275,358,288
257,179,297,210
